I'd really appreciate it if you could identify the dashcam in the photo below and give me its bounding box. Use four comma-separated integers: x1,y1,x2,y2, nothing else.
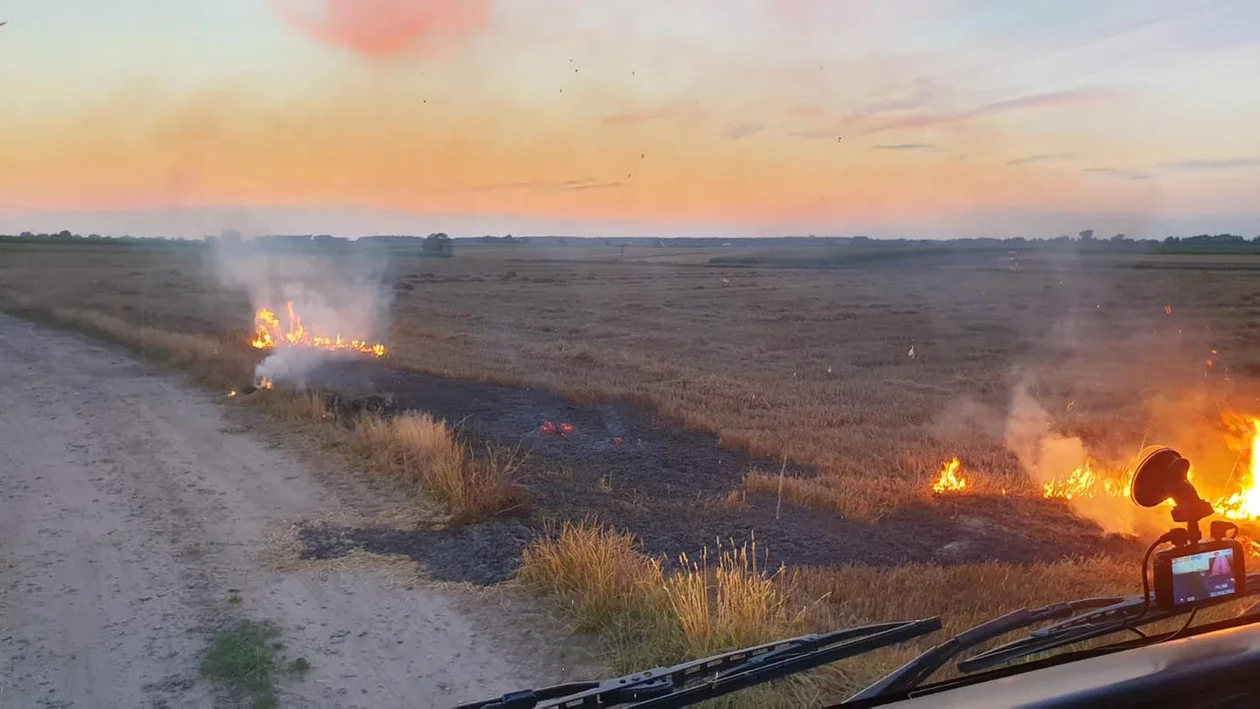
1154,540,1245,610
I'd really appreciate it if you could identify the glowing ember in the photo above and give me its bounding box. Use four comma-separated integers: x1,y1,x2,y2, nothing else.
257,377,274,390
932,457,967,493
251,302,386,357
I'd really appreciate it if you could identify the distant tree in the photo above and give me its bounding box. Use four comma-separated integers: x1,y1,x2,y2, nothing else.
1078,229,1095,242
57,229,73,240
423,232,453,256
1252,235,1260,245
1165,236,1180,246
19,231,32,239
88,233,101,240
1110,233,1128,243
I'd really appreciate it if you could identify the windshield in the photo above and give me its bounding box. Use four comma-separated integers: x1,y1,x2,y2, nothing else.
1,2,1259,707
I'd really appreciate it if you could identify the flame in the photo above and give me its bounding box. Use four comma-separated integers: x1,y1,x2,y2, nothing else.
1213,418,1260,521
932,457,967,493
1042,460,1131,501
257,377,274,390
250,301,386,357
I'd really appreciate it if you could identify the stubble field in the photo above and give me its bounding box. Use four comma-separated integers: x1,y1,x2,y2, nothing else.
5,239,1260,701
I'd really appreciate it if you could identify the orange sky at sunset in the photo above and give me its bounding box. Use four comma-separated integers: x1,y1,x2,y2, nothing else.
2,1,1258,238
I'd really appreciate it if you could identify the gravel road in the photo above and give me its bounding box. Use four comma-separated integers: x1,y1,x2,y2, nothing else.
0,314,549,708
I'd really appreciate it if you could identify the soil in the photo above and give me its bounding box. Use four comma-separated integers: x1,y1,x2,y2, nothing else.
297,358,1140,584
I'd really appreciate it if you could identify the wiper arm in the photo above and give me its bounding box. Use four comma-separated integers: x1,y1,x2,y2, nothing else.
959,571,1260,674
848,597,1123,702
956,597,1160,674
459,618,942,709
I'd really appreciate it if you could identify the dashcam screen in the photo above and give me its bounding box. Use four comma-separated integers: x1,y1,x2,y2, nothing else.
1171,548,1237,605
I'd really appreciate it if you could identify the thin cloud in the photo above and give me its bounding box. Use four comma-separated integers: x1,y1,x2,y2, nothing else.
791,129,841,140
1082,167,1153,181
868,87,1117,132
1159,158,1260,172
874,143,943,152
1007,152,1076,166
570,181,623,191
469,177,614,192
599,102,704,127
600,109,669,127
725,122,766,140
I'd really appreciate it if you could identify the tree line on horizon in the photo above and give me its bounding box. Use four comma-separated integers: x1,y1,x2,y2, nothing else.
3,228,1260,252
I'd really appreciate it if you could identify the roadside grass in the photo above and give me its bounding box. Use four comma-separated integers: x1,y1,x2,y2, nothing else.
0,295,527,524
518,520,1140,706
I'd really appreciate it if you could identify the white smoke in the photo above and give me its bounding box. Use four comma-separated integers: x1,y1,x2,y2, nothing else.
1004,380,1163,536
209,234,393,388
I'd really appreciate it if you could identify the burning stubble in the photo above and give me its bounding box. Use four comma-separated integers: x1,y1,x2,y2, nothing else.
210,237,393,389
270,0,493,57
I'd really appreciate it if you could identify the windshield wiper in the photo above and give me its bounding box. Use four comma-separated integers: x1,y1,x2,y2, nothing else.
847,597,1123,702
852,571,1260,704
458,617,941,709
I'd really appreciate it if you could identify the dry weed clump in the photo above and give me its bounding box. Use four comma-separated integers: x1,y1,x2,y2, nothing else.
352,412,529,522
519,521,811,692
520,521,1147,705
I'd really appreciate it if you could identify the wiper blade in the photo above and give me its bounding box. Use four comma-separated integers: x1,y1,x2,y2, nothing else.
848,597,1123,702
458,618,941,709
959,571,1260,674
957,597,1159,674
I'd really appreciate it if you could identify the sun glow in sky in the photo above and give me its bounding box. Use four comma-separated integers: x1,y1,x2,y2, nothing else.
2,0,1259,238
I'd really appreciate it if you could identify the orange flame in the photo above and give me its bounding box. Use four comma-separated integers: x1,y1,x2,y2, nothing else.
1034,414,1260,523
1042,460,1132,501
1213,417,1260,521
932,457,967,493
250,302,386,357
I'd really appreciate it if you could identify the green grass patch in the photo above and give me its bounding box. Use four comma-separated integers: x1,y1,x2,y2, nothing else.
201,620,283,709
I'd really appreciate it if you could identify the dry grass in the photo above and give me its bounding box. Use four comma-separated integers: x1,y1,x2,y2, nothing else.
7,244,1256,521
351,412,530,522
519,520,1143,706
0,295,257,388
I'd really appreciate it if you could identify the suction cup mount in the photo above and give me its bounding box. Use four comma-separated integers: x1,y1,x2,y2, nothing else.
1131,446,1214,543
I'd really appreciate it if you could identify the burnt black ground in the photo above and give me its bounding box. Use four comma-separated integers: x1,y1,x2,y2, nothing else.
293,359,1140,585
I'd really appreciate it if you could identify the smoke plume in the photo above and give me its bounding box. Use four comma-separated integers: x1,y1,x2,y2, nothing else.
210,235,393,389
271,0,492,56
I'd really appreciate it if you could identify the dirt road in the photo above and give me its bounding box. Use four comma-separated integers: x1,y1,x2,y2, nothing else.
0,314,549,708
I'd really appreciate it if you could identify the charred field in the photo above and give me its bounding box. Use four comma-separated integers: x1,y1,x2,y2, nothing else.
296,357,1139,584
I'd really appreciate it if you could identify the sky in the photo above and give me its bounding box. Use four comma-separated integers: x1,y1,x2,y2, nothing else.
1,0,1259,239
